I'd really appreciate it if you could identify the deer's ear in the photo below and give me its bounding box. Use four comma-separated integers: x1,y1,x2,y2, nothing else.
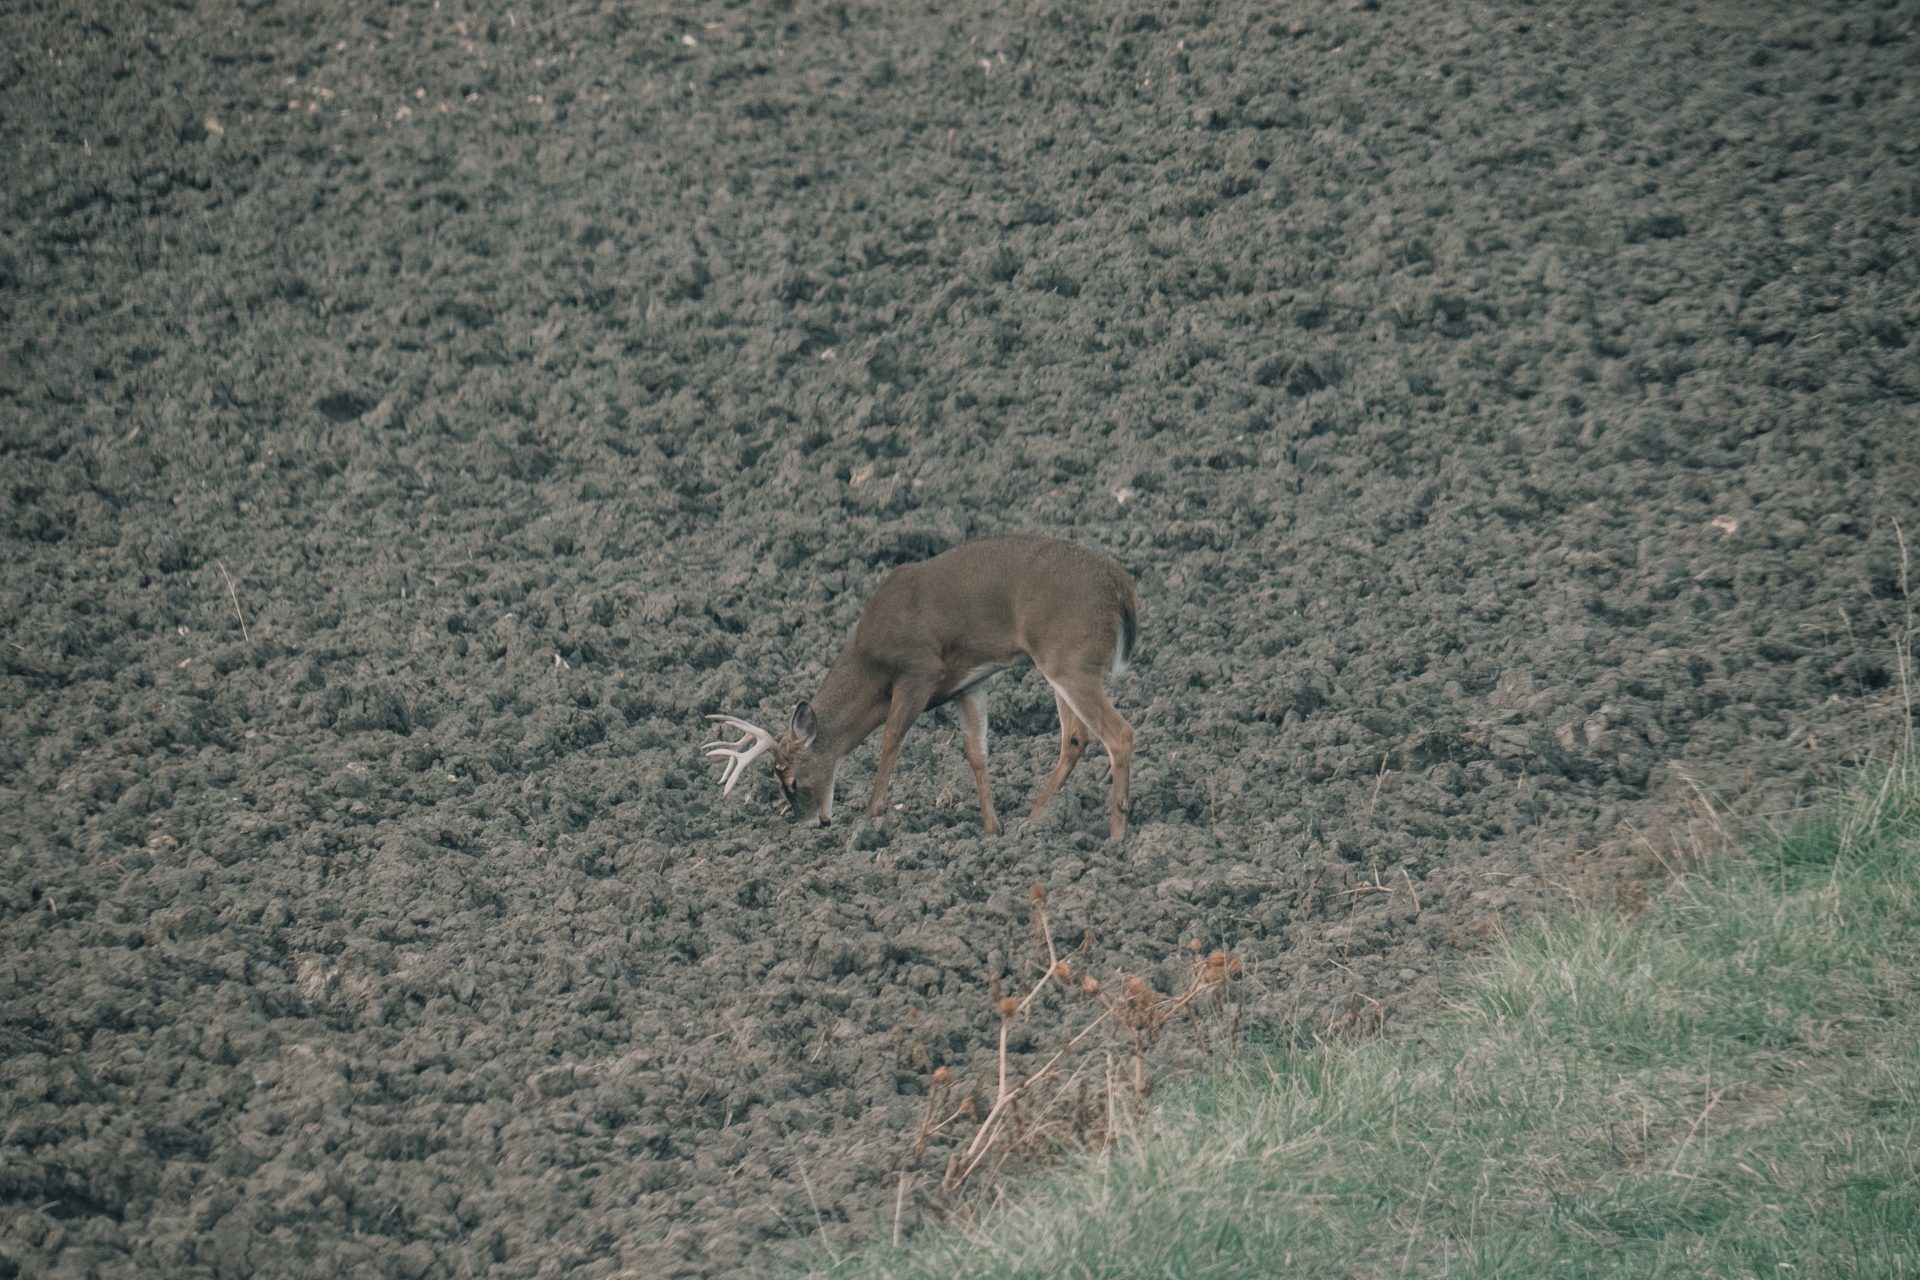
790,702,819,747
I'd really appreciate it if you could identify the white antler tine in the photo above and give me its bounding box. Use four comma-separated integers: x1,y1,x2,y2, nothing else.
703,716,775,750
702,715,759,752
717,744,764,794
701,713,776,795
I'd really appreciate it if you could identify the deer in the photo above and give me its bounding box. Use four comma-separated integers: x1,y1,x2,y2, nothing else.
703,535,1140,839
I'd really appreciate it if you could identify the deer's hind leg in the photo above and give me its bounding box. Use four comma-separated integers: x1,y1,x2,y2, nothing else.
1034,667,1134,840
1027,692,1090,821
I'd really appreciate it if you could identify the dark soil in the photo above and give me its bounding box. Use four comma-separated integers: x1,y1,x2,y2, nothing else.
3,0,1917,1275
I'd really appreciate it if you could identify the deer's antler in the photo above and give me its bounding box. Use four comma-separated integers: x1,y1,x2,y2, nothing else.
703,715,777,794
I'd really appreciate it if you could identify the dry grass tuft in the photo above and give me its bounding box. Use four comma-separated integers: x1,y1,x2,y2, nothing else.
894,887,1243,1222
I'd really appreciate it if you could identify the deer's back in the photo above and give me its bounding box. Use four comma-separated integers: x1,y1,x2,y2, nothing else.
855,536,1136,674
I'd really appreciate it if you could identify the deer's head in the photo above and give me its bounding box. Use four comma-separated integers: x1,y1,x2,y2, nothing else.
704,705,838,826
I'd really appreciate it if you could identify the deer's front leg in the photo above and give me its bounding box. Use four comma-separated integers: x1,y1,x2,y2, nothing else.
959,689,1000,835
867,677,935,818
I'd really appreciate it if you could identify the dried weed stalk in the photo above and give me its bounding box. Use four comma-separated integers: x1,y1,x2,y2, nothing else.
902,884,1243,1208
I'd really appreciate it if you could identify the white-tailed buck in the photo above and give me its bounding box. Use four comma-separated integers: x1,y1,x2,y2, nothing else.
704,536,1139,839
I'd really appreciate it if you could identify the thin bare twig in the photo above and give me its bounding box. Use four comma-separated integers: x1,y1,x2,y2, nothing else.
796,1158,837,1264
216,560,251,649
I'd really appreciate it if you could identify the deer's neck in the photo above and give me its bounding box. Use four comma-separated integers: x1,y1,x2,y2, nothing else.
811,653,890,758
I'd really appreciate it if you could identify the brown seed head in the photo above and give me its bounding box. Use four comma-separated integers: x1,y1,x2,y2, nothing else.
931,1066,951,1085
1125,976,1149,997
997,997,1019,1020
1079,975,1101,995
1029,884,1048,904
1052,961,1072,981
1188,938,1204,953
1208,951,1229,969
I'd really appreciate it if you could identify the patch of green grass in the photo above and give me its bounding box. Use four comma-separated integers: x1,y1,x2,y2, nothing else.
808,757,1920,1279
